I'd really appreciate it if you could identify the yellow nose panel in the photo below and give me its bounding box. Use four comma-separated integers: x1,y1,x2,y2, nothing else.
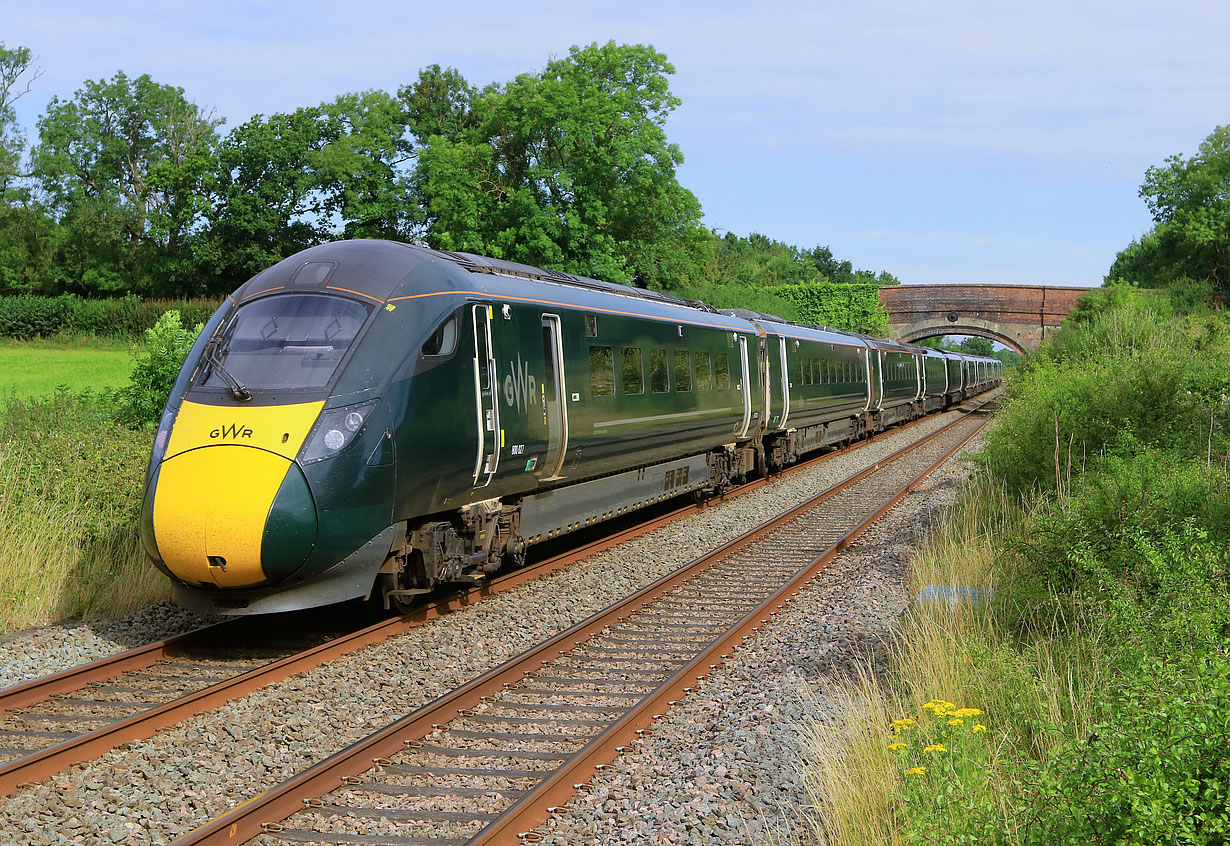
164,400,325,461
153,446,293,587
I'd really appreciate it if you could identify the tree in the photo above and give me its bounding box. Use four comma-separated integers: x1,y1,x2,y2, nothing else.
958,336,995,356
316,90,419,241
0,42,41,196
204,107,335,290
1114,124,1230,290
413,42,705,287
31,71,221,294
400,64,476,146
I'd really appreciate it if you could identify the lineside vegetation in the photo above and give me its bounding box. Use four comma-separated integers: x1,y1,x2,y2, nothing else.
0,313,200,631
802,287,1230,844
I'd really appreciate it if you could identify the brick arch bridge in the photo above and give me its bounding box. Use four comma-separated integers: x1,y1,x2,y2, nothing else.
879,284,1094,355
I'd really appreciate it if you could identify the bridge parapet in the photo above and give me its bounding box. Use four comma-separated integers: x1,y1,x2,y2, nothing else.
879,284,1094,354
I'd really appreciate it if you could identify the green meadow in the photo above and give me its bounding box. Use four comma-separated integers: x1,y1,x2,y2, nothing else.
0,337,136,399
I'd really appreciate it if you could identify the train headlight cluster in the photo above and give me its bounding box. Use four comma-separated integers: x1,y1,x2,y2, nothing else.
301,401,376,464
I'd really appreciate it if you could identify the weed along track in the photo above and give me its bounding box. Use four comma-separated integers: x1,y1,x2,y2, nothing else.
0,397,991,843
174,407,990,846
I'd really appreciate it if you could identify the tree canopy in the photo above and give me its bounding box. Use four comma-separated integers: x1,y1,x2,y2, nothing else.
1109,124,1230,297
0,39,902,334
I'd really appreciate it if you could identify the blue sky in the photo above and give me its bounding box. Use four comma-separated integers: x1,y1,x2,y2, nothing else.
6,0,1229,287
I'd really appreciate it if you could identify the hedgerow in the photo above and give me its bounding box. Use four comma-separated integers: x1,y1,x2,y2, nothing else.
0,294,220,340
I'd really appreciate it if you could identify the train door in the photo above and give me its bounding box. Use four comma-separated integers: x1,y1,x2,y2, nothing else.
870,348,884,411
735,335,752,438
536,314,569,481
758,338,771,428
777,336,791,429
471,304,500,488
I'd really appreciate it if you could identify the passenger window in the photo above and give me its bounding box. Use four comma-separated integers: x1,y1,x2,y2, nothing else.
674,350,692,392
589,346,614,396
715,352,730,390
696,352,712,391
585,314,597,337
800,358,809,386
651,349,669,393
621,347,644,394
421,314,459,357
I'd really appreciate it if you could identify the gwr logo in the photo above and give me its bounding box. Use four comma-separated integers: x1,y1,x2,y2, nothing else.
210,423,254,440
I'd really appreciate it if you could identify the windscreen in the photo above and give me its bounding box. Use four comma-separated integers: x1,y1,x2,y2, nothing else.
199,294,371,391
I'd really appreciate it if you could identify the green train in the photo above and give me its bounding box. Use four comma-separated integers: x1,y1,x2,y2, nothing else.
139,240,1001,614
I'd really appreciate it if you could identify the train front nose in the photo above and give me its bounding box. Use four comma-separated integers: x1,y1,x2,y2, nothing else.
152,447,317,587
145,401,324,589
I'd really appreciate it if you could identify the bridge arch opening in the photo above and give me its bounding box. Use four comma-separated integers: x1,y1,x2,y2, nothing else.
900,325,1027,358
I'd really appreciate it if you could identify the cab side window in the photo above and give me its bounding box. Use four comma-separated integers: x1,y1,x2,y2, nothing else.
421,314,459,357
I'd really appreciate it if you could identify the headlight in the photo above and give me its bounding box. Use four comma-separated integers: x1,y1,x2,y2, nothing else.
300,401,376,464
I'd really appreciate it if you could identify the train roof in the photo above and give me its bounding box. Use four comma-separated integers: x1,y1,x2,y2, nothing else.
230,240,1008,360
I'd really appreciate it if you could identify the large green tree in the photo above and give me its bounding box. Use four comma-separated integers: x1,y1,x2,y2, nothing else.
414,42,705,287
31,71,221,294
1110,124,1230,291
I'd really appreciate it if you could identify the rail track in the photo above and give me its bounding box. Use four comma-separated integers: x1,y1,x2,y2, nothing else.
173,399,993,846
0,393,993,811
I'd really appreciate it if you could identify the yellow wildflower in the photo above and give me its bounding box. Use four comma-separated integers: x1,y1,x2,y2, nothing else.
922,699,956,716
905,766,926,776
888,742,907,751
951,707,983,718
890,717,916,734
948,717,963,726
972,724,987,734
923,743,946,754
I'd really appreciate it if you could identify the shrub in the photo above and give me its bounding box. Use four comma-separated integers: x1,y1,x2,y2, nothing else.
983,295,1230,494
1020,656,1230,845
112,310,203,428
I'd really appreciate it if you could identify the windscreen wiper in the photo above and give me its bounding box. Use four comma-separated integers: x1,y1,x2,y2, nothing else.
202,335,252,402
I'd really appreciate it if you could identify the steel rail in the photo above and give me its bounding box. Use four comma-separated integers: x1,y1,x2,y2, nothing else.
0,391,994,798
171,404,992,846
474,410,993,845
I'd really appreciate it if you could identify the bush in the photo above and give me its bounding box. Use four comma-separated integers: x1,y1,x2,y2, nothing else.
983,292,1230,494
112,310,203,428
1021,657,1230,845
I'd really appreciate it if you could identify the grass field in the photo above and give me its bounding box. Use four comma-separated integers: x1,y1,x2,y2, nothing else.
0,337,136,399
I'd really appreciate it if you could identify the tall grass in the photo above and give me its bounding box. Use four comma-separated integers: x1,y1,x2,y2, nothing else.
800,477,1118,845
0,459,164,630
0,390,168,631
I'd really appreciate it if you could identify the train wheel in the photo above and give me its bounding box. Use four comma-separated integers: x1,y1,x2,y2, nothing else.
379,554,431,615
